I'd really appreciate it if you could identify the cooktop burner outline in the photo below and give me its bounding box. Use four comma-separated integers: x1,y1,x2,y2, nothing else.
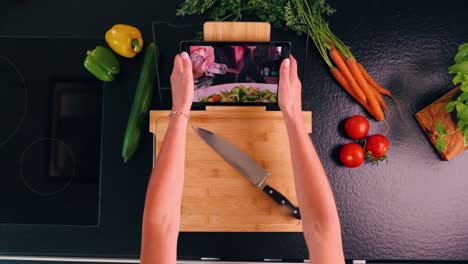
0,56,28,147
20,138,75,196
0,36,103,225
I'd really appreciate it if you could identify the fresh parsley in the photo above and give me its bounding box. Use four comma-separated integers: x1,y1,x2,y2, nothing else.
177,0,335,28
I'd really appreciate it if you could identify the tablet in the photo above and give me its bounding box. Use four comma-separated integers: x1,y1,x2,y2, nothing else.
180,41,291,104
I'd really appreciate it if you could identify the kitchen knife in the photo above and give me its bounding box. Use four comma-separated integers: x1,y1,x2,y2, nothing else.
193,126,301,220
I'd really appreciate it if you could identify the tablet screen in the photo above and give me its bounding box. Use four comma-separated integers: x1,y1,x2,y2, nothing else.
180,42,291,103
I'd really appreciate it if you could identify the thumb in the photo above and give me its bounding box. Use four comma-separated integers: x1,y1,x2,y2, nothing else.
279,58,290,93
180,51,193,80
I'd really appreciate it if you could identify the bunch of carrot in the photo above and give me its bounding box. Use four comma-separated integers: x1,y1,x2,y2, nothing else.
282,0,397,121
328,45,396,121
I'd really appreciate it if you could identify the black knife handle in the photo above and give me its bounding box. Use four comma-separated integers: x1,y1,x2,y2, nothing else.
263,185,301,220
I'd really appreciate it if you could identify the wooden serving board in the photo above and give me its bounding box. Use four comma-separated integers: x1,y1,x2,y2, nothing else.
204,22,271,42
149,106,311,232
415,86,467,160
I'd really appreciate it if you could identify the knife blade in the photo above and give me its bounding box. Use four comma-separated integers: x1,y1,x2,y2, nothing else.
193,126,301,220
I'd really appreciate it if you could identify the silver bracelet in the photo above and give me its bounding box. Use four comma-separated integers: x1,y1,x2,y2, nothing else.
169,111,190,119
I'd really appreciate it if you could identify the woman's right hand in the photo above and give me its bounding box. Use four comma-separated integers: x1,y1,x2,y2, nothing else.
170,52,194,114
279,55,303,121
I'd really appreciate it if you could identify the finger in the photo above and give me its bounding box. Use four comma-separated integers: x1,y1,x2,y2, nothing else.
289,55,299,81
172,54,184,75
279,58,291,93
180,52,193,79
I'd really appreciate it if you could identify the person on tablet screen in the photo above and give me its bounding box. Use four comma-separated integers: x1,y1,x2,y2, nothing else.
140,52,345,264
190,45,267,86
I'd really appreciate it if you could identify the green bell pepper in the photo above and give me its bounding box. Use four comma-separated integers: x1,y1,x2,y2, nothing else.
84,46,120,82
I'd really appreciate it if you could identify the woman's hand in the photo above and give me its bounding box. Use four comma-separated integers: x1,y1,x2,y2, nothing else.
279,55,303,121
170,52,194,114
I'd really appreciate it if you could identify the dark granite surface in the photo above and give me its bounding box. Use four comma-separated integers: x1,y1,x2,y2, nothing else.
1,0,468,262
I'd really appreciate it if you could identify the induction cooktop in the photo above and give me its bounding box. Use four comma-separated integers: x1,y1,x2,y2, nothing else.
0,36,104,226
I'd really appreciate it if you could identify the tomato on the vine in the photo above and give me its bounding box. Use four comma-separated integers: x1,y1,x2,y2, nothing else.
344,115,370,140
339,143,365,168
365,134,390,159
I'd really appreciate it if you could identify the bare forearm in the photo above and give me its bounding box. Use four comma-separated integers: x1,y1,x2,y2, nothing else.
143,115,188,231
285,116,339,222
284,114,344,261
141,116,188,264
141,115,188,264
140,52,194,264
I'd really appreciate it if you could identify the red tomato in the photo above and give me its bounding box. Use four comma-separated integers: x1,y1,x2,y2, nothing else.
209,95,221,102
339,143,365,168
365,134,390,158
344,115,370,140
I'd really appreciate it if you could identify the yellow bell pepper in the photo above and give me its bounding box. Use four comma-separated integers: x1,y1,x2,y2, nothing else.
105,24,143,58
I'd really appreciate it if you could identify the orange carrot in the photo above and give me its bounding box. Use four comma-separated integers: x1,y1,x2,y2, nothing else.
328,49,367,103
357,63,393,97
331,67,358,101
360,62,403,119
370,82,389,114
331,67,375,115
346,57,384,121
329,43,347,64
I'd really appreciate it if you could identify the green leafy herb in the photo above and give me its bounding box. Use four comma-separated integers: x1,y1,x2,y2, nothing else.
435,122,448,136
464,128,468,146
459,92,468,101
459,43,468,51
461,82,468,92
457,120,468,130
453,73,463,85
454,49,468,64
435,42,468,152
177,0,361,69
435,121,448,152
457,103,468,122
435,122,448,152
436,135,447,152
177,0,303,28
448,61,468,74
445,101,457,112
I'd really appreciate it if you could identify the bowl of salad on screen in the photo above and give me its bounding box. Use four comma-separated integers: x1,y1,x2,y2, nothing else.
194,83,278,103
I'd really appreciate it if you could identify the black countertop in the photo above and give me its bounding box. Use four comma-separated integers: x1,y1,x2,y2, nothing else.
1,0,468,262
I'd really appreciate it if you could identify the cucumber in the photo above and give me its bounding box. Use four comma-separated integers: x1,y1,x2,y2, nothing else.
122,43,158,162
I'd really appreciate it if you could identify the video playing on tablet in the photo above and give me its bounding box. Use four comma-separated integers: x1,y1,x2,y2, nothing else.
180,41,291,103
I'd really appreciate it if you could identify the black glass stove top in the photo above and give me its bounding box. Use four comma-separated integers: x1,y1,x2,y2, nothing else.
0,36,104,226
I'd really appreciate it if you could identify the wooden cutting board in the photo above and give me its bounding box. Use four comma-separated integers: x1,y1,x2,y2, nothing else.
204,22,271,42
415,86,467,160
149,106,311,231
